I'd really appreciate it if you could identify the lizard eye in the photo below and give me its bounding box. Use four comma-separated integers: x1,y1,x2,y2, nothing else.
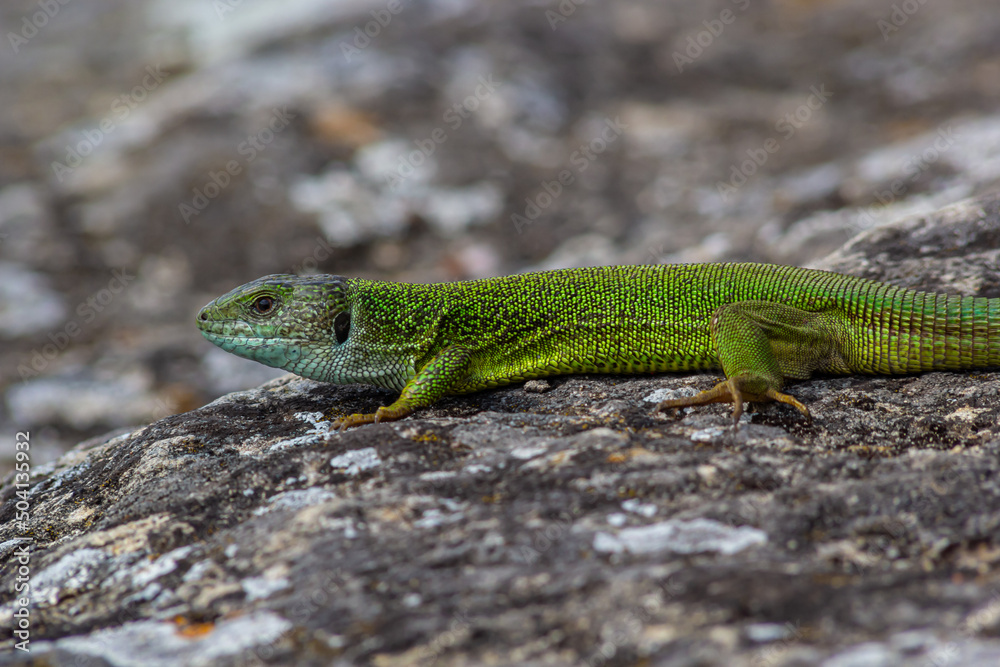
252,296,275,315
334,311,350,344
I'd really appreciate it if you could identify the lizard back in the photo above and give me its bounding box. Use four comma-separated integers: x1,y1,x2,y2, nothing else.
346,263,1000,393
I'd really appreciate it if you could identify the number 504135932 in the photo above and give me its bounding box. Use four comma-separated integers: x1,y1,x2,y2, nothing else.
14,431,30,528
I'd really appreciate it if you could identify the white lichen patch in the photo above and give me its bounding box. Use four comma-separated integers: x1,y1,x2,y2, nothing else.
330,447,382,475
594,518,767,556
945,406,990,422
253,487,339,515
643,386,698,404
242,575,290,602
268,411,335,452
413,508,466,529
621,498,658,518
510,444,549,460
31,548,111,605
128,545,194,588
31,610,293,667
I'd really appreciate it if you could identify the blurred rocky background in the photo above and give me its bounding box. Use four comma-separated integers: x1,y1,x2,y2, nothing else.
1,0,1000,471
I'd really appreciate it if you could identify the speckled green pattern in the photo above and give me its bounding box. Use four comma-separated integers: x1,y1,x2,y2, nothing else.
197,263,1000,425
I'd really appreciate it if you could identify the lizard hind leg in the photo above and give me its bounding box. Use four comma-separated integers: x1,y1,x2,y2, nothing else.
656,300,839,426
656,376,810,426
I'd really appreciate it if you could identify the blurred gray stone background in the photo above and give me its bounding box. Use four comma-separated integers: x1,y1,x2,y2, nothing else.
1,0,1000,470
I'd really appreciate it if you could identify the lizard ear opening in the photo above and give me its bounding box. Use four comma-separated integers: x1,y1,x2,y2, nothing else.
334,311,351,344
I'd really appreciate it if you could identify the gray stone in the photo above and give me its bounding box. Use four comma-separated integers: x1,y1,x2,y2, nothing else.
6,192,1000,664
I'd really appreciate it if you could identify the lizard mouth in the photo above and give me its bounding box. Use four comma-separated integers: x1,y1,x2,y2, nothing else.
198,331,271,347
195,312,266,342
197,327,278,354
199,331,326,348
199,330,309,368
196,310,328,347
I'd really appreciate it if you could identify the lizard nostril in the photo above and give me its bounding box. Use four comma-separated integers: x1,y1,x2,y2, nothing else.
200,312,208,321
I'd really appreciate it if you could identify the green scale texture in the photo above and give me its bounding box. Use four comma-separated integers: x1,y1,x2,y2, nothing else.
197,263,1000,425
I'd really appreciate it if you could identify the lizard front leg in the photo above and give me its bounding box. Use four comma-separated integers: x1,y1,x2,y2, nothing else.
656,301,847,425
334,345,472,430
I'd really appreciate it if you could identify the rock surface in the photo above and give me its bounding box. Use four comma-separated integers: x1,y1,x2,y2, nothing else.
4,192,1000,665
4,0,1000,467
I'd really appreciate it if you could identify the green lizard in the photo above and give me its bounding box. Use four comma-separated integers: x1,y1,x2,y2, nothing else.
196,263,1000,429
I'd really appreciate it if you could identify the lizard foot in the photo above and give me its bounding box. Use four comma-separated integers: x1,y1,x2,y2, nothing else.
332,412,377,431
332,405,414,431
655,378,811,427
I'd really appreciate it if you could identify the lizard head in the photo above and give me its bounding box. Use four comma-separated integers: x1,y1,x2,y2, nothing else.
196,274,353,380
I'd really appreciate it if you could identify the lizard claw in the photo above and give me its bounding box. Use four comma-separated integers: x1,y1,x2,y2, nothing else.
763,388,811,422
332,413,378,431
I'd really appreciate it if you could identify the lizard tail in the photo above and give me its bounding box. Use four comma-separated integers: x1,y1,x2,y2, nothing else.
895,291,1000,372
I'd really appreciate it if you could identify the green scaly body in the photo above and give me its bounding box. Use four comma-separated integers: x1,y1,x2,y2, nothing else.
197,263,1000,427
